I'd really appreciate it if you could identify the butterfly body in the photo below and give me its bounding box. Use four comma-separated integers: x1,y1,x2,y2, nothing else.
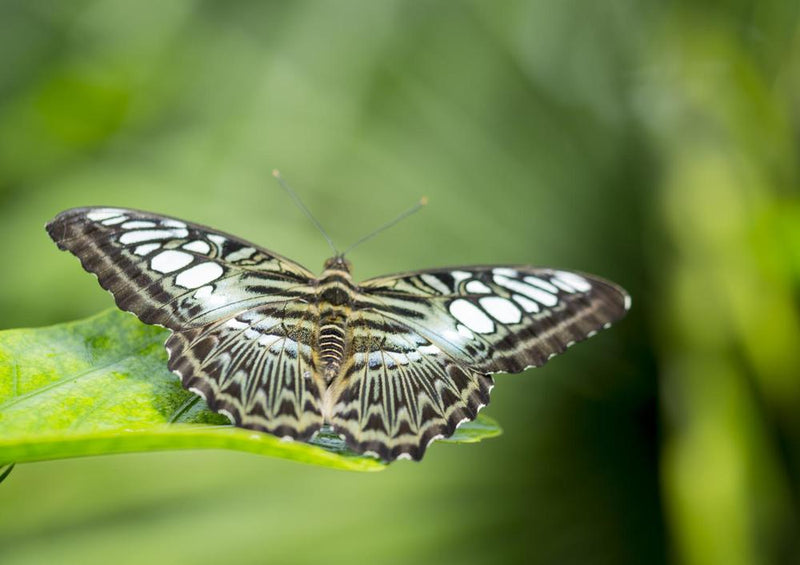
47,206,630,462
316,261,354,383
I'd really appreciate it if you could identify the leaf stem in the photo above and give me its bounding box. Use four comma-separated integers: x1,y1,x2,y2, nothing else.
0,463,15,485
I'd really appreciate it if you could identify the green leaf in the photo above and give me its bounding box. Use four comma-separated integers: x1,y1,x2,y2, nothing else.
0,310,501,471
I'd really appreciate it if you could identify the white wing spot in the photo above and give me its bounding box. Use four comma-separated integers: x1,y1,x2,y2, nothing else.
182,240,211,254
523,276,560,294
151,250,194,273
194,285,212,299
493,267,517,277
122,220,157,229
225,247,257,262
175,262,224,288
451,271,471,285
444,324,475,341
226,319,248,330
367,351,383,368
101,216,128,225
554,271,592,292
449,299,495,334
443,329,464,342
257,334,282,347
465,280,491,294
550,278,576,293
512,294,540,313
162,219,187,229
479,296,522,324
624,294,632,310
87,209,124,221
421,273,451,295
119,228,188,245
194,285,227,307
418,344,441,355
133,243,161,256
208,234,226,247
494,275,558,307
457,324,474,340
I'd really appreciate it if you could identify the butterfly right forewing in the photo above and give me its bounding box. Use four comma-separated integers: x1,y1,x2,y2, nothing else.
359,266,630,374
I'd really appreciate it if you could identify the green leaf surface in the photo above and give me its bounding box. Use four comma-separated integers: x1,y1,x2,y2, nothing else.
0,310,501,471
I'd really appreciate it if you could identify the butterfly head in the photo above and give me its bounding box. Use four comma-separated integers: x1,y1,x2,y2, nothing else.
323,255,352,273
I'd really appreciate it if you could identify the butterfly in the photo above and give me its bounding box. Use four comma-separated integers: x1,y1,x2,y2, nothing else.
46,199,629,462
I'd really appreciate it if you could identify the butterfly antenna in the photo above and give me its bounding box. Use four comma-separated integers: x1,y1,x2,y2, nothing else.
342,196,428,256
272,170,338,255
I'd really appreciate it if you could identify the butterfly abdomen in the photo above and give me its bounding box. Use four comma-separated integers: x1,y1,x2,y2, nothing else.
317,265,355,383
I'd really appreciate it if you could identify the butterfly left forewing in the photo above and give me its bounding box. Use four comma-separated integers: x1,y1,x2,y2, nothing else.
47,207,316,329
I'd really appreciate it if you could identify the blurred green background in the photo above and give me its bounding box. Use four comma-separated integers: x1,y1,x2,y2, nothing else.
1,1,799,564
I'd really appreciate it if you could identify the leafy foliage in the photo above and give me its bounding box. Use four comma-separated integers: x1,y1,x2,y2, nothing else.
0,310,501,472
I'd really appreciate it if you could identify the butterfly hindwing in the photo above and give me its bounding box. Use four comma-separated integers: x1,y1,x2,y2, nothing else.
326,309,493,461
165,304,324,440
46,207,315,330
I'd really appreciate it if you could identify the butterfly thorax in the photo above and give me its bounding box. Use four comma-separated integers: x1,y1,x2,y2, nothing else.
317,258,354,383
